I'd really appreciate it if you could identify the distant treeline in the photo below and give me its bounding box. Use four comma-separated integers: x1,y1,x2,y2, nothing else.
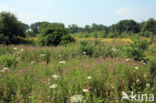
26,18,156,38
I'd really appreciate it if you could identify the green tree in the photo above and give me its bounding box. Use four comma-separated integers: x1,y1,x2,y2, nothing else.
0,11,25,44
142,18,156,34
38,23,74,46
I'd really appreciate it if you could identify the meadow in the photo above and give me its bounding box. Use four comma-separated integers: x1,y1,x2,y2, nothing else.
0,38,155,103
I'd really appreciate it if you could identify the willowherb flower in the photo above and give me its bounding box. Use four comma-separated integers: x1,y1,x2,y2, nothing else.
52,74,60,79
49,84,57,89
82,89,89,92
134,66,139,70
87,76,92,80
70,95,83,103
59,61,66,64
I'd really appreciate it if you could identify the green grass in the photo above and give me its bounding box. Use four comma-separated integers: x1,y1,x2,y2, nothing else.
0,39,155,103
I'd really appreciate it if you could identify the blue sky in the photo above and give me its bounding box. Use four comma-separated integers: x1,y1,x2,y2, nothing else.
0,0,156,27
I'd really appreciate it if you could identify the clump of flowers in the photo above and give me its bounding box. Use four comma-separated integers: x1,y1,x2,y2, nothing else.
82,89,89,93
52,74,60,79
49,84,57,89
0,67,9,72
87,76,92,80
126,58,130,62
59,61,66,64
13,47,17,50
70,95,83,103
20,48,24,52
134,66,139,70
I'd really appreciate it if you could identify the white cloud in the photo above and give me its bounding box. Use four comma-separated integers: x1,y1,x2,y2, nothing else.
0,4,49,24
115,7,150,21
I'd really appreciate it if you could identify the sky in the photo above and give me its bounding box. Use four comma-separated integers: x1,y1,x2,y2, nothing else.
0,0,156,27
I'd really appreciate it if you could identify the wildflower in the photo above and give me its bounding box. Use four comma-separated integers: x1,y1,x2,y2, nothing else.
52,75,60,79
136,78,140,83
83,52,86,54
87,76,92,80
112,48,117,52
0,69,5,72
20,49,24,52
31,61,35,64
146,83,150,88
82,89,89,92
59,61,66,64
40,54,45,57
126,58,130,62
13,47,17,50
3,67,9,71
134,66,139,70
70,95,83,103
49,84,57,89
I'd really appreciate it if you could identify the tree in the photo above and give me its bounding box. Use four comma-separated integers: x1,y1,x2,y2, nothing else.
142,18,156,34
0,11,25,44
38,23,75,46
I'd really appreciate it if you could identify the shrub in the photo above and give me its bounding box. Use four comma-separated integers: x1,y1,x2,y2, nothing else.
126,37,149,62
60,34,75,45
0,11,25,44
0,55,17,68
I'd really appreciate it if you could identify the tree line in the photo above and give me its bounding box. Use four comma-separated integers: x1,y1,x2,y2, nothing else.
0,11,156,45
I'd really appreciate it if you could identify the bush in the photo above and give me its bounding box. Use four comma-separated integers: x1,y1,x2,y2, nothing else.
38,23,74,46
0,55,17,68
0,11,25,44
126,37,149,62
60,34,75,45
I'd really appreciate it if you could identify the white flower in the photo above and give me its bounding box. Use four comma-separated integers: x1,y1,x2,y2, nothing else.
87,76,92,80
70,95,83,103
0,69,5,72
126,58,130,62
20,49,24,52
49,84,57,89
134,66,139,70
146,83,150,88
3,67,9,71
52,75,60,79
83,52,86,54
59,61,66,64
82,89,89,92
31,61,35,64
112,48,117,52
13,47,17,50
136,78,140,83
40,54,45,57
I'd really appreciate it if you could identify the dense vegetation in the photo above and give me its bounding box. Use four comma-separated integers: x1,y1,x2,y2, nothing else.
0,11,156,102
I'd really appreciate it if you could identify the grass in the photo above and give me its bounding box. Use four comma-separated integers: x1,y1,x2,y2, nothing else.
0,38,155,103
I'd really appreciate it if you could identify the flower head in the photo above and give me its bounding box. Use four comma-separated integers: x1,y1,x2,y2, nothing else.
59,61,66,64
134,66,139,70
13,47,17,50
70,95,83,103
82,89,89,92
52,75,60,79
87,76,92,80
49,84,57,89
20,49,24,52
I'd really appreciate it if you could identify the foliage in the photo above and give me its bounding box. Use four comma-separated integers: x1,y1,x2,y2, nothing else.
26,30,36,37
0,11,25,44
38,23,74,46
0,55,17,68
126,37,149,62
